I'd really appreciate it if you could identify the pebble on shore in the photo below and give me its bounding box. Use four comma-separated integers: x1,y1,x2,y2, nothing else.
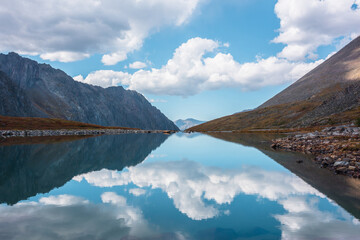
271,125,360,178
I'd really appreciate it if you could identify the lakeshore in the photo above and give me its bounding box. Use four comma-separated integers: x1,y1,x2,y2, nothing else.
271,125,360,178
0,129,176,138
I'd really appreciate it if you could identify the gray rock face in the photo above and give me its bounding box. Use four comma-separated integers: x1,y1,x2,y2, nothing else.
0,52,179,130
0,71,45,117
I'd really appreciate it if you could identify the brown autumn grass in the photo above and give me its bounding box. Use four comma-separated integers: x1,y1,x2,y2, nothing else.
328,106,360,124
231,126,326,134
0,115,139,130
188,84,360,132
189,102,359,132
188,100,322,132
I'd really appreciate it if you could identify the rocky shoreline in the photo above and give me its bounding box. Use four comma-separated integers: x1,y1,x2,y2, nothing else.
271,125,360,178
0,129,176,138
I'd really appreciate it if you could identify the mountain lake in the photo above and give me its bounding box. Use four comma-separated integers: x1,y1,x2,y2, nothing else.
0,132,359,239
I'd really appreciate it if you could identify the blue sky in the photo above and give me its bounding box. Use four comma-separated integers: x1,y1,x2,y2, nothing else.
1,0,360,121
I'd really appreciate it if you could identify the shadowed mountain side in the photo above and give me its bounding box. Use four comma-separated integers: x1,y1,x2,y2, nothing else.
0,133,169,205
207,133,360,219
0,53,178,130
189,36,360,131
0,71,44,117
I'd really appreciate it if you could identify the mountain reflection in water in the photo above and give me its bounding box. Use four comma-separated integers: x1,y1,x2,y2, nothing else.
0,133,169,205
0,133,359,239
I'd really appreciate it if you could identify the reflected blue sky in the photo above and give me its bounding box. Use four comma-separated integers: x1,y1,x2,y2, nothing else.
146,133,288,171
1,133,359,239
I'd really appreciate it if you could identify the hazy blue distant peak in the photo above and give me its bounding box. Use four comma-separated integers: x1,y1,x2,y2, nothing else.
175,118,205,131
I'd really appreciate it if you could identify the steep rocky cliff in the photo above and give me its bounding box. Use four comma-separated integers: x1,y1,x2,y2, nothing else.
0,52,179,130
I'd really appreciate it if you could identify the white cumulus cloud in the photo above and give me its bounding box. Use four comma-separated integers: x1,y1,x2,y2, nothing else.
129,188,147,196
40,52,90,63
0,0,201,65
76,37,323,95
74,70,131,88
39,195,89,206
273,0,360,61
129,61,148,69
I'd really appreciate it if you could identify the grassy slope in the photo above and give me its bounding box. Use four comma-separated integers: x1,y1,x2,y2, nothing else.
189,36,360,132
0,115,139,130
188,102,320,132
189,103,360,132
189,84,360,132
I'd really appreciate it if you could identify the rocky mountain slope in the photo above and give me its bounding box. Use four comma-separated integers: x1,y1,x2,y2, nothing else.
0,71,42,117
0,52,179,130
189,36,360,131
175,118,205,131
260,36,360,108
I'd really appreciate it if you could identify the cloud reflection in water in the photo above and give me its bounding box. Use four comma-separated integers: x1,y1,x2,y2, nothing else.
73,159,360,239
75,160,324,220
1,158,359,239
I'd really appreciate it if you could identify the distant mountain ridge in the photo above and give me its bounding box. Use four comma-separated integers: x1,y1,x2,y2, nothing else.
0,52,179,130
189,36,360,131
175,118,205,131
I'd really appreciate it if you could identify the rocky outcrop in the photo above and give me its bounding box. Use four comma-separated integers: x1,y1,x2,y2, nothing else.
0,52,179,130
0,71,44,117
271,125,360,178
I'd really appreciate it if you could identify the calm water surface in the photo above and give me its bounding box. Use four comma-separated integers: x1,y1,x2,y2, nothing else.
0,133,359,239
